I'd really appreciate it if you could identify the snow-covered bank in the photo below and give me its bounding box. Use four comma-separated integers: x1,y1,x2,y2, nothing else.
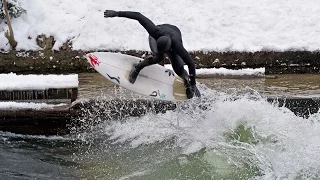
0,73,78,90
0,0,319,52
1,1,318,75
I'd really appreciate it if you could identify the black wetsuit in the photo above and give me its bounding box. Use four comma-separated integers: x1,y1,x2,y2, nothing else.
118,11,197,85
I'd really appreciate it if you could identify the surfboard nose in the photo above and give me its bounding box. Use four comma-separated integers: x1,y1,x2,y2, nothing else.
86,53,101,67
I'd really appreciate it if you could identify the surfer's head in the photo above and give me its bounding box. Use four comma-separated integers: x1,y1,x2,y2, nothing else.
157,36,172,53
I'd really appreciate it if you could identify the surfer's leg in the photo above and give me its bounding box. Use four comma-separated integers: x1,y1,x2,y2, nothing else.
136,54,163,69
166,53,193,99
149,35,164,66
149,35,158,54
129,35,165,84
129,53,164,84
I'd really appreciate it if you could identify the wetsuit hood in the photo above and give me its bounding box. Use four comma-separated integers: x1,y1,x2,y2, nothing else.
156,36,172,53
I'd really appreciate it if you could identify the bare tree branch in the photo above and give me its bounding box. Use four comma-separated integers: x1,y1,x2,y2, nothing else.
3,0,17,50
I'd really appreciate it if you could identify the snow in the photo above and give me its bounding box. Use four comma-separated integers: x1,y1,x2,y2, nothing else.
0,101,67,110
0,0,314,108
0,0,319,52
0,73,78,90
165,65,264,76
195,67,264,76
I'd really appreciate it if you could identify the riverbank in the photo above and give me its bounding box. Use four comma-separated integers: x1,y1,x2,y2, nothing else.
1,50,320,74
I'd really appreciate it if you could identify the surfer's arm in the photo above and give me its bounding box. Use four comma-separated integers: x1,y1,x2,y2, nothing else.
104,10,159,37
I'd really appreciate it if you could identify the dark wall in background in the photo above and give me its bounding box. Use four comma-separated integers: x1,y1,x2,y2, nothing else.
1,49,320,74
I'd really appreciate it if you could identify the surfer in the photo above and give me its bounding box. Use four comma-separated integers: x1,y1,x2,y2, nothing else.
104,10,201,99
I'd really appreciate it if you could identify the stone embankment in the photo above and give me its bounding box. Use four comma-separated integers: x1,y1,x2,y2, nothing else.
0,97,319,135
1,49,320,74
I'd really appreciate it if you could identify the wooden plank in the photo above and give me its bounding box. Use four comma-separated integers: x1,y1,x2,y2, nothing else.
0,88,78,102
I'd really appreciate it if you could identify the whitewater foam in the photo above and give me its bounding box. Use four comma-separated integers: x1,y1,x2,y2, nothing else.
96,85,320,179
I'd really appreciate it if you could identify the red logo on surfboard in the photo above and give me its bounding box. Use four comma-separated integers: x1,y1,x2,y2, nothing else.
88,54,100,67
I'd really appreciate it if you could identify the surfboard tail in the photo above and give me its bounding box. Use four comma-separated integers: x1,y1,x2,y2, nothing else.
173,77,188,100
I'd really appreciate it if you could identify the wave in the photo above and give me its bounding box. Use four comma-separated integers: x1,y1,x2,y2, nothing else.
72,84,320,179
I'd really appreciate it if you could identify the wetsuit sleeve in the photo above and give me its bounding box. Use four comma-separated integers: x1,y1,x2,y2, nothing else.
117,11,159,38
172,43,197,85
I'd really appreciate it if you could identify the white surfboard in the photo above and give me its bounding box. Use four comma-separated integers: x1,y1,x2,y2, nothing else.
85,52,188,101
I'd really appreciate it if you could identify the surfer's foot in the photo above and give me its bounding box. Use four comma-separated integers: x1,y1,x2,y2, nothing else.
129,66,140,84
183,78,193,99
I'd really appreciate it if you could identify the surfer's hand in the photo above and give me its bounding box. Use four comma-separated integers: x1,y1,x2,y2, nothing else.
104,10,118,18
191,85,201,97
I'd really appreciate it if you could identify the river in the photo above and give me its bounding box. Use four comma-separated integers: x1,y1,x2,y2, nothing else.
1,73,320,180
